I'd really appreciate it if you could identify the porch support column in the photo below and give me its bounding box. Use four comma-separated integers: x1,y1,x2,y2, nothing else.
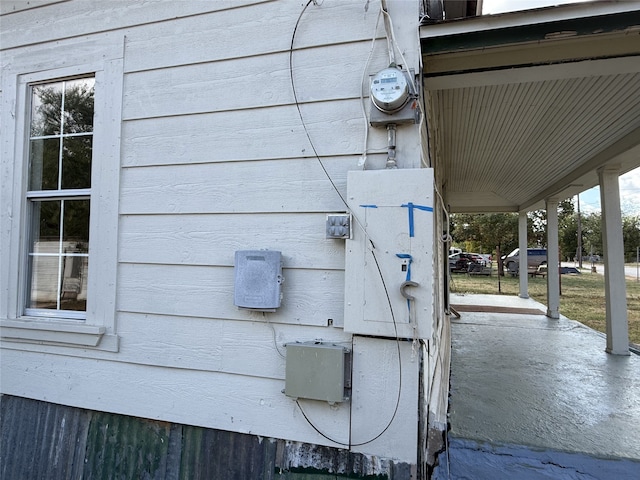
518,211,529,299
598,165,630,355
545,198,560,319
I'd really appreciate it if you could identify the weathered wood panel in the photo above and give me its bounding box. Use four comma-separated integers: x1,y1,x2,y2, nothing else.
119,212,347,269
116,263,345,326
119,158,352,214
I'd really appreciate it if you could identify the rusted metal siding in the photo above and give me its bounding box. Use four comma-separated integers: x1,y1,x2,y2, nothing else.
1,394,90,479
1,395,408,479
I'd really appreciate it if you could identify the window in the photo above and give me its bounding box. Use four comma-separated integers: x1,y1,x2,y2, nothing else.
1,52,123,352
26,77,95,319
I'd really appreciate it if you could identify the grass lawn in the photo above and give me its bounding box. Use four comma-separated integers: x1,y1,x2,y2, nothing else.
449,266,640,346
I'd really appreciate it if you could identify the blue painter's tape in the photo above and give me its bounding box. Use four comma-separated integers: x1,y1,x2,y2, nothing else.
401,202,433,237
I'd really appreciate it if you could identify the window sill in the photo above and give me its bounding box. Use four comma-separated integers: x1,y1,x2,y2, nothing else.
0,318,119,352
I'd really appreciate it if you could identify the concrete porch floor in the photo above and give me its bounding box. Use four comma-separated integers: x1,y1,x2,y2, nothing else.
433,293,640,480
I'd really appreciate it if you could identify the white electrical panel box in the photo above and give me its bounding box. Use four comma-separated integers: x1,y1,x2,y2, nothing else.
234,250,283,311
344,169,434,339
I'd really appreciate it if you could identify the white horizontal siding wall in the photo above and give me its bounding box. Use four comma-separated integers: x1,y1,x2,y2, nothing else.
1,0,425,464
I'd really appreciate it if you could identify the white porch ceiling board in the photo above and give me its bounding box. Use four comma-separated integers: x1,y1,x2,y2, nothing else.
436,72,640,210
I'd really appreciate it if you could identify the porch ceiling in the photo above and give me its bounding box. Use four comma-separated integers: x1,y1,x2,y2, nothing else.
420,2,640,213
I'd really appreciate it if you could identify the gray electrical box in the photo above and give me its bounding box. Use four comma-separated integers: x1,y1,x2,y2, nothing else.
284,342,351,404
234,250,283,311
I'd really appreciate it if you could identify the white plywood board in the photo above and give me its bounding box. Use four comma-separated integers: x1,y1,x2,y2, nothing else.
350,335,419,464
344,169,434,340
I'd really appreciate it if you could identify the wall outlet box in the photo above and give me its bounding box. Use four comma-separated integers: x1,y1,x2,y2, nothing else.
326,214,351,239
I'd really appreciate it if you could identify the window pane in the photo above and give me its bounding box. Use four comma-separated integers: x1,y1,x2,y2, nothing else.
29,137,60,190
63,199,90,250
31,82,63,137
31,200,60,248
61,136,92,189
60,255,88,311
28,255,60,309
25,76,94,318
63,78,95,134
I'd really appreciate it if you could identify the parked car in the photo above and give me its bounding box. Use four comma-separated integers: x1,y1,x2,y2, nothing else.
503,248,547,272
449,253,484,272
474,253,492,265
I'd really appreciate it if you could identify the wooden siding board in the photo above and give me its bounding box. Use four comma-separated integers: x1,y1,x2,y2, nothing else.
121,100,373,167
121,1,383,73
116,263,344,327
1,350,351,448
0,32,125,90
2,315,350,381
119,158,351,214
122,44,389,120
116,314,350,379
0,0,68,16
0,0,272,51
2,0,429,469
119,213,347,270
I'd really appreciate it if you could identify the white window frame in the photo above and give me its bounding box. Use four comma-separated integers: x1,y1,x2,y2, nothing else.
1,57,123,352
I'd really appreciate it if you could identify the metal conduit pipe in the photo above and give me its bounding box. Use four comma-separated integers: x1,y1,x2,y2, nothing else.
386,123,397,169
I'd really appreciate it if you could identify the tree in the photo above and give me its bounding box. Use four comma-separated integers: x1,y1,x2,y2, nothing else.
582,212,602,258
450,201,639,265
623,215,640,262
450,213,520,256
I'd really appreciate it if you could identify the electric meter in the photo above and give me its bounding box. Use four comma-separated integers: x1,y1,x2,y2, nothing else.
370,67,410,113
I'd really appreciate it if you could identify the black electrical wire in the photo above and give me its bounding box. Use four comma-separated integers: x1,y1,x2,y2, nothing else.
294,243,403,448
289,0,404,449
289,0,349,210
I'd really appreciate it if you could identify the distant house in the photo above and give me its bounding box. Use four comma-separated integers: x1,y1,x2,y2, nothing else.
1,0,638,478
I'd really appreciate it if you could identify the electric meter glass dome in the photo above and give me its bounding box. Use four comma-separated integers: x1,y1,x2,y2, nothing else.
370,68,409,113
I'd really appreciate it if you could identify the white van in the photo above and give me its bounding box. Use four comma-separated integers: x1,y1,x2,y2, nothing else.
503,248,547,272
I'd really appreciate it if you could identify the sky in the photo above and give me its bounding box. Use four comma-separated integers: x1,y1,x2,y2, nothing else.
482,0,640,216
579,170,640,217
